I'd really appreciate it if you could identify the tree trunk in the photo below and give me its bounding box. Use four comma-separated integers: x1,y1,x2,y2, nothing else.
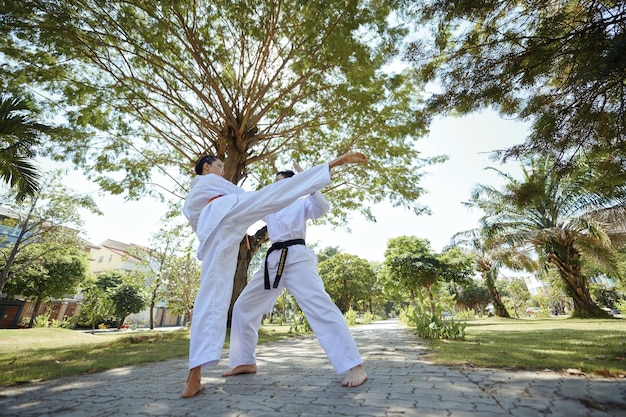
0,195,39,294
548,252,608,318
227,227,268,328
228,241,252,328
149,302,155,330
425,283,436,316
483,268,510,318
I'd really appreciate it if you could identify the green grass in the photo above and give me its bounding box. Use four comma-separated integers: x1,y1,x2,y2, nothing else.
3,318,625,387
0,325,303,387
422,316,626,377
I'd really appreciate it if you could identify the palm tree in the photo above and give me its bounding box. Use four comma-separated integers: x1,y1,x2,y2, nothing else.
468,156,626,318
0,96,47,201
453,229,511,318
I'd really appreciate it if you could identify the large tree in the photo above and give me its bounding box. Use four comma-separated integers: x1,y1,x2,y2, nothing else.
1,0,441,306
468,156,626,318
405,1,626,184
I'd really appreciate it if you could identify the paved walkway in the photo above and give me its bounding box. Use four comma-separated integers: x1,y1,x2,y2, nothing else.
1,319,625,417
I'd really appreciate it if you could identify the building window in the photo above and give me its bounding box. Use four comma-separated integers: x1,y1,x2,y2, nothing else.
98,256,104,263
109,255,113,262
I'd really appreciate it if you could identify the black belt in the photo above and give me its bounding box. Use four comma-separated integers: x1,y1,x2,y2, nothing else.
264,239,306,290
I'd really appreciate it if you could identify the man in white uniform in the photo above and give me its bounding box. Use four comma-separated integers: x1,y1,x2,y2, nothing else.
223,167,367,387
182,152,367,398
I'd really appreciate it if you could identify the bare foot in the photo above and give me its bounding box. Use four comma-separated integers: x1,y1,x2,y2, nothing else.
222,364,257,377
329,152,367,169
341,364,367,387
182,367,205,398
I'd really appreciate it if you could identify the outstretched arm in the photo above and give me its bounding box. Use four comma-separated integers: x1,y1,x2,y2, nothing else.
328,152,367,170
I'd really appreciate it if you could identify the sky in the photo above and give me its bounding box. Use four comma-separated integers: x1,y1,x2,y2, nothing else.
63,109,530,262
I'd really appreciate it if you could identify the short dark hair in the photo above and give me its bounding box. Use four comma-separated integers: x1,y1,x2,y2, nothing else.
276,170,295,179
194,155,219,175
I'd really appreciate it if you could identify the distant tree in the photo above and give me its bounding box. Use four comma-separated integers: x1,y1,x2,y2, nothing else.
405,1,626,185
382,236,434,303
438,246,475,286
0,171,101,294
317,246,342,264
452,230,511,318
127,221,188,329
94,271,124,292
110,284,146,329
318,253,374,313
383,236,474,315
87,270,146,329
163,247,201,327
75,271,123,330
5,240,89,327
448,280,491,314
499,278,531,318
77,284,114,334
364,260,386,316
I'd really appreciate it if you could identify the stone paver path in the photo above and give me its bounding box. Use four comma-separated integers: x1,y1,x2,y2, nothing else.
1,319,625,416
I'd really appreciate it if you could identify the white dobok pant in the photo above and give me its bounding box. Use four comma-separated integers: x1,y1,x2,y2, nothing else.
229,245,363,375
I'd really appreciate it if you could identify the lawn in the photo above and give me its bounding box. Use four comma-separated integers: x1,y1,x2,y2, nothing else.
2,317,625,387
0,324,300,387
422,316,626,377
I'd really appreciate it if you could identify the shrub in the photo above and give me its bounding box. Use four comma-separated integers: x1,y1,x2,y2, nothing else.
32,313,51,328
360,311,373,323
344,308,357,325
289,313,311,334
455,309,476,319
401,304,466,340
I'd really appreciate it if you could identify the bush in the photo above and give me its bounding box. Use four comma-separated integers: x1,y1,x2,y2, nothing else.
360,311,373,323
289,313,311,334
344,308,357,325
401,304,466,340
32,313,51,328
455,309,476,319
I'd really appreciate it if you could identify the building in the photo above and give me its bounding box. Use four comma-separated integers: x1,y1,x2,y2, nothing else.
88,239,151,275
86,239,183,328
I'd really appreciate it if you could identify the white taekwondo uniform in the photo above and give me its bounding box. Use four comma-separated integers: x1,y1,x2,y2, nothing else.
228,189,363,375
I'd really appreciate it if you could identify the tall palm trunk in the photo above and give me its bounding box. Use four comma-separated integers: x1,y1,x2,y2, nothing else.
483,268,510,318
424,282,436,316
477,259,510,318
548,250,607,318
